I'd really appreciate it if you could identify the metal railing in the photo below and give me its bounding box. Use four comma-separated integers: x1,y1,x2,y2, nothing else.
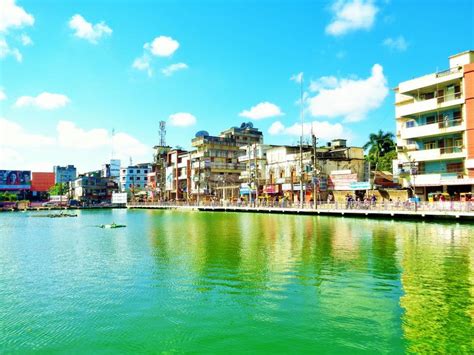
128,200,474,213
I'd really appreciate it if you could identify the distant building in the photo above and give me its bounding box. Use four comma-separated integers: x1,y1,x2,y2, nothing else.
190,122,263,200
394,50,474,199
70,173,118,204
102,159,120,183
53,165,77,183
31,172,55,199
165,149,191,201
119,163,152,192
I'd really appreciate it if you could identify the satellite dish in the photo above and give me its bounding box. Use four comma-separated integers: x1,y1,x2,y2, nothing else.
246,122,254,128
195,130,209,138
240,122,246,129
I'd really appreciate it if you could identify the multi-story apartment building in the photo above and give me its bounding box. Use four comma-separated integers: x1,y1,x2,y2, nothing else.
263,139,366,203
238,144,273,199
53,165,77,183
165,149,192,200
119,163,152,192
394,51,474,199
70,172,118,204
102,159,121,184
190,122,263,200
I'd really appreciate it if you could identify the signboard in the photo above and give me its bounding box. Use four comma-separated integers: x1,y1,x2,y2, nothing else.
282,183,306,191
0,170,31,190
112,192,128,204
349,181,371,190
264,185,279,194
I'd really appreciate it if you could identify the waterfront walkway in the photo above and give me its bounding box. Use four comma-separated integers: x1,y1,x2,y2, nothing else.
128,201,474,221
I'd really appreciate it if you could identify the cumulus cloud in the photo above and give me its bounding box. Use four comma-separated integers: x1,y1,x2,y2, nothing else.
0,38,22,61
68,14,112,44
307,64,388,122
326,0,378,36
239,102,284,120
0,0,34,33
162,62,188,76
133,35,182,76
20,33,32,46
14,92,70,110
132,54,152,76
383,36,408,52
0,87,6,101
168,112,197,127
268,120,353,141
145,36,179,57
0,118,152,171
290,72,304,84
0,118,55,147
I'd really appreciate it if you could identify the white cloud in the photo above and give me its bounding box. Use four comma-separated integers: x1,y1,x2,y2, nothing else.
14,92,70,110
162,62,188,76
145,36,179,57
0,0,34,33
309,76,340,92
0,118,55,147
326,0,378,36
168,112,197,127
239,102,284,120
68,14,112,44
0,118,152,171
290,72,303,84
0,87,6,100
20,33,32,46
132,54,152,76
307,64,388,122
268,120,353,141
0,37,22,61
383,36,408,52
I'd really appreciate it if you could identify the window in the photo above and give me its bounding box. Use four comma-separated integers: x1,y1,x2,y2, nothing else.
406,121,415,128
424,141,437,150
447,162,463,173
129,170,133,174
407,139,416,145
137,177,140,180
144,170,148,174
137,170,140,173
426,116,436,125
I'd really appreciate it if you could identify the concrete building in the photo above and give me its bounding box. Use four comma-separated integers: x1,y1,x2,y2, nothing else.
238,144,273,200
70,173,118,204
263,139,366,203
394,50,474,199
119,163,152,192
102,159,120,184
190,122,263,200
31,172,55,199
53,165,77,183
165,149,192,200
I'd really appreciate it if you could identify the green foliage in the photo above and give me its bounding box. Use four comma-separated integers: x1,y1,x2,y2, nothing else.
364,130,396,170
48,183,68,196
0,192,18,202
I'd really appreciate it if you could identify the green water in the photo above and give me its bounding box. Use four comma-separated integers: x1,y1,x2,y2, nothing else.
0,210,473,353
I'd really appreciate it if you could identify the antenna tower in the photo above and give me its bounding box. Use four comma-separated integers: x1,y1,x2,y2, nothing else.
159,121,166,147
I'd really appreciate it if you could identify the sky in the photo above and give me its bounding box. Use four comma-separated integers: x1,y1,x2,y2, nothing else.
0,0,473,173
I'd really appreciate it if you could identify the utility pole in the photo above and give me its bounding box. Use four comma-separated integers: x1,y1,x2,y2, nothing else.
311,128,318,209
254,142,259,206
299,74,304,208
197,156,201,206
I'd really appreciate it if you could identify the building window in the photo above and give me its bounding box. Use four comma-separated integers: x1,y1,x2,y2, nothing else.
129,170,133,174
406,121,415,128
137,170,140,173
144,170,148,174
137,177,140,180
426,116,436,125
424,141,436,150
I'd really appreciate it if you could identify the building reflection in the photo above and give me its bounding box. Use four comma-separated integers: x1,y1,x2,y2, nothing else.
143,211,473,352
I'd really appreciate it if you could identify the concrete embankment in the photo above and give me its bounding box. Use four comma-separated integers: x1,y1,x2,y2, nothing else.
128,204,474,222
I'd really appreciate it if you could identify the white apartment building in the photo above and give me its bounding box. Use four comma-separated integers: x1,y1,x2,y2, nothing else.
394,50,474,199
119,163,152,192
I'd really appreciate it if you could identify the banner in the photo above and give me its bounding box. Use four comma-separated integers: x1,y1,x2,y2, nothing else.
0,170,31,190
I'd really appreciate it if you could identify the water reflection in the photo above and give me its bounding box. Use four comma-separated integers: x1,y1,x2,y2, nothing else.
144,211,473,352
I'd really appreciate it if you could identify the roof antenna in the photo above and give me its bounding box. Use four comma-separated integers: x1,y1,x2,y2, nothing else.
111,128,115,159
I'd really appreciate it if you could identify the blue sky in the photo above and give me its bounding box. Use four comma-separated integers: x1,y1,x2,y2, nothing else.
0,0,473,172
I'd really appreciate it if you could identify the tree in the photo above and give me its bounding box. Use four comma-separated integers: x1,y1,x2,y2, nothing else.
48,183,68,196
364,130,396,168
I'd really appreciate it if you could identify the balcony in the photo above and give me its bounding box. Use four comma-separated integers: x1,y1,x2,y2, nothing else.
408,146,465,162
398,67,463,94
396,95,463,117
400,118,464,139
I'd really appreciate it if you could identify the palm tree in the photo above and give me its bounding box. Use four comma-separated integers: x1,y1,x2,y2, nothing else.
363,130,395,166
364,130,396,187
